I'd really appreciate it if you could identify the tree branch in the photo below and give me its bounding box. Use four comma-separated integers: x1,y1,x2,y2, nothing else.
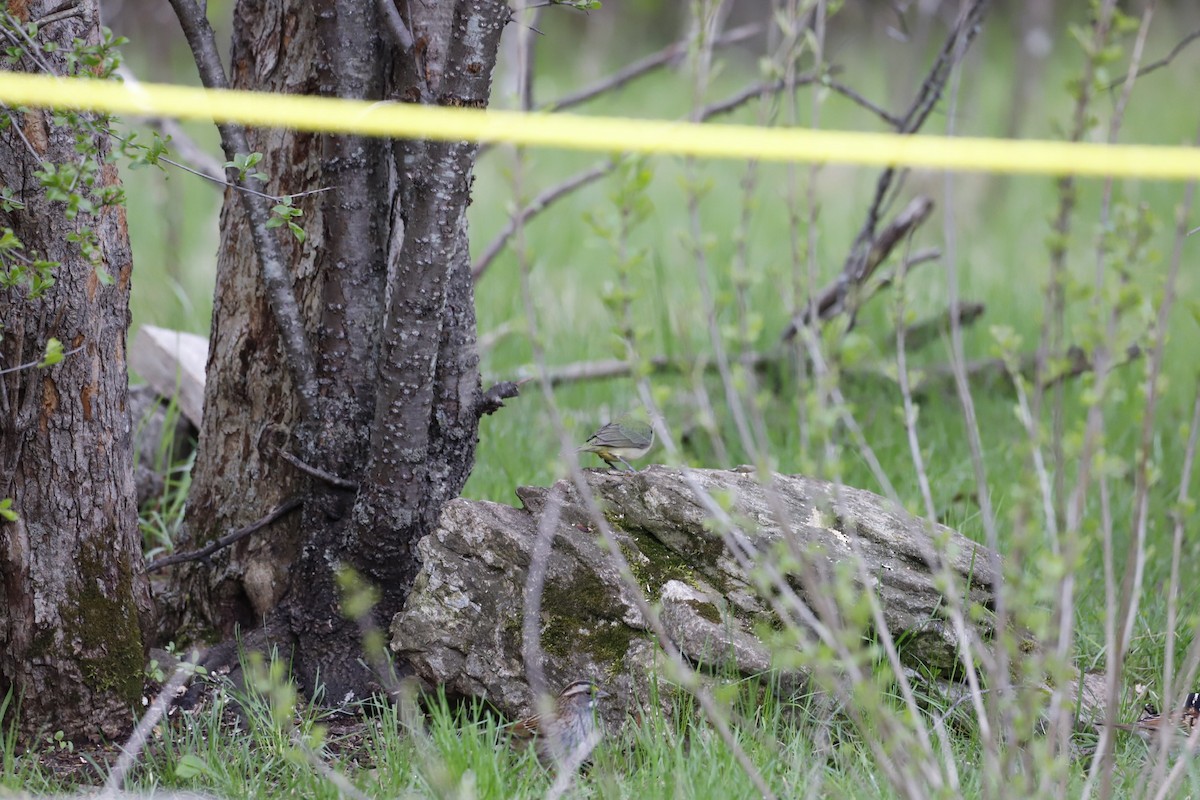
825,77,903,128
167,0,321,421
146,496,303,573
885,301,985,352
782,0,992,341
376,0,415,51
472,162,612,280
478,378,528,417
1104,28,1200,90
785,195,935,331
473,69,822,282
548,22,763,113
279,449,358,490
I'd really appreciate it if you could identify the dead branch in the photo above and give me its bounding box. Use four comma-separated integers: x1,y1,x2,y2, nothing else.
1104,28,1200,90
549,22,763,113
782,0,992,341
278,449,359,490
868,246,942,295
825,78,903,128
473,70,823,281
885,301,985,353
146,496,303,573
785,195,934,330
513,351,771,388
472,163,612,280
912,342,1142,395
478,378,528,416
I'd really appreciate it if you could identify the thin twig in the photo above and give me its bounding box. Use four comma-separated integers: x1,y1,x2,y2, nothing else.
937,3,1003,784
0,344,84,377
1064,7,1154,787
785,195,934,332
278,449,358,490
547,22,762,113
101,652,202,795
145,496,303,572
472,163,611,279
825,78,903,127
1104,28,1200,90
784,0,991,342
473,69,822,282
115,66,226,181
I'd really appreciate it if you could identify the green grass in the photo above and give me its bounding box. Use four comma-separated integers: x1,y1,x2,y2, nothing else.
5,660,1197,798
86,4,1200,797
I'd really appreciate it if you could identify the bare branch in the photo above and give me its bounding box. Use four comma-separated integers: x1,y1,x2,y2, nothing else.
1105,28,1200,90
513,350,771,387
825,78,903,128
103,653,202,793
376,0,415,51
167,0,321,421
912,342,1143,396
473,70,823,282
472,162,611,280
279,449,359,490
478,378,527,417
549,23,763,113
783,0,992,342
0,344,84,377
884,301,984,353
784,195,935,333
145,496,303,573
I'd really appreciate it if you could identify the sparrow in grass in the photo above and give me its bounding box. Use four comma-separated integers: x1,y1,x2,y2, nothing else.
578,420,655,471
509,679,610,768
1115,692,1200,746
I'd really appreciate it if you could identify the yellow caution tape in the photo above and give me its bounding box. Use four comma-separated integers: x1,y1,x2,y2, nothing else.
1,70,1197,180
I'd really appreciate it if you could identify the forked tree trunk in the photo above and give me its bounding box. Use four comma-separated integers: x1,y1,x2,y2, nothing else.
172,0,509,700
0,0,150,742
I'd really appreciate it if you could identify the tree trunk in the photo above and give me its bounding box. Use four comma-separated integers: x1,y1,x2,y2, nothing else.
173,0,509,701
0,0,150,742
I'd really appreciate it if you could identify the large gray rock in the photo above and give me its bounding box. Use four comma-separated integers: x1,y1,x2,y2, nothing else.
389,466,999,726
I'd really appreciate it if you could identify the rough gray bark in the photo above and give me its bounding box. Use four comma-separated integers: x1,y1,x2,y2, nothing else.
0,0,150,741
391,467,1000,727
171,0,510,701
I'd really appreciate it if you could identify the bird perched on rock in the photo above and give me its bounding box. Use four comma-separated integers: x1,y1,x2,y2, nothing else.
510,679,610,768
1115,692,1200,746
578,419,655,471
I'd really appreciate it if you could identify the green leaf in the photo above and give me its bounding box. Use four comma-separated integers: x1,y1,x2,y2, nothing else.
0,498,17,522
174,754,215,780
38,338,63,368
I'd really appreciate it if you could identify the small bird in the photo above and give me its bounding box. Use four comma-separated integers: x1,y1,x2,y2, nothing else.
510,679,610,768
1115,692,1200,746
577,419,655,471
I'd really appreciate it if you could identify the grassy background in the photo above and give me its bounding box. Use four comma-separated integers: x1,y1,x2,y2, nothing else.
101,3,1200,796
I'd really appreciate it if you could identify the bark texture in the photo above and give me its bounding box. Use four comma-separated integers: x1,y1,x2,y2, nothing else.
391,467,1000,728
0,0,150,741
173,0,509,701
